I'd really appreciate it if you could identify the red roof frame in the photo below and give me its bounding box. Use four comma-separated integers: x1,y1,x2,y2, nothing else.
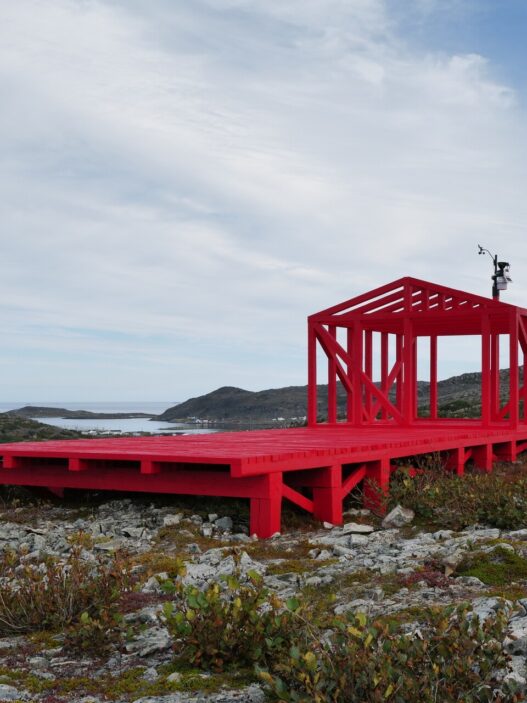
307,277,527,430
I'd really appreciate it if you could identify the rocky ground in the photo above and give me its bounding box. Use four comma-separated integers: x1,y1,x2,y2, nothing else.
0,490,526,702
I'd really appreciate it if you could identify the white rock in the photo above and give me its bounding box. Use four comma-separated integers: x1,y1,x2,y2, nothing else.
162,514,182,527
142,666,159,682
504,655,527,692
345,508,371,517
333,545,354,557
215,516,233,532
342,522,375,534
121,526,148,539
200,524,214,537
382,505,414,529
505,616,527,656
469,597,513,623
0,684,26,701
349,534,369,546
94,538,123,552
454,576,485,587
125,627,172,657
465,526,500,539
432,530,454,540
141,576,163,594
441,549,465,576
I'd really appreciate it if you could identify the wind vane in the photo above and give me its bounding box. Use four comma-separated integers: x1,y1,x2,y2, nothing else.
478,244,512,300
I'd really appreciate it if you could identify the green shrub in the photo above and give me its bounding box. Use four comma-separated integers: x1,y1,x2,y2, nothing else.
259,605,514,702
63,606,129,655
389,462,527,530
164,571,305,672
0,548,132,649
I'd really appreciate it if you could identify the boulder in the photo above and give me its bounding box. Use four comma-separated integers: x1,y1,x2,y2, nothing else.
381,505,414,529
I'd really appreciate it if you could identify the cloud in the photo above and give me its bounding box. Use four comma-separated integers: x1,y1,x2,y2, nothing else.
0,0,526,400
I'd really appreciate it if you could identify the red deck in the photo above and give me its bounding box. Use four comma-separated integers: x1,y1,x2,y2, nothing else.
4,276,527,536
1,424,526,536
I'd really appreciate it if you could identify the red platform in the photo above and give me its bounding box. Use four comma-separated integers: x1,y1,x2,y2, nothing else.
1,424,526,537
2,276,527,536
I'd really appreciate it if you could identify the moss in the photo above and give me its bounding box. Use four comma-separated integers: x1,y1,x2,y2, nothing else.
458,546,527,585
244,538,317,563
376,604,441,626
27,630,62,651
130,552,188,579
154,524,220,553
0,664,254,701
0,667,56,695
486,585,527,601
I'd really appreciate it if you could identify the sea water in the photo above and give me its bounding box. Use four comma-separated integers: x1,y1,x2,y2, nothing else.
0,401,217,434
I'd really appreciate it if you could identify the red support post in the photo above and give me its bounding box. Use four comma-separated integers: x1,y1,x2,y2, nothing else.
312,465,343,525
353,323,363,426
328,325,337,424
396,334,403,413
347,326,354,422
445,447,465,475
363,458,390,514
510,312,520,429
307,322,317,426
472,444,493,472
481,315,491,427
412,336,418,419
364,329,373,419
249,473,283,538
491,333,500,421
403,319,414,425
381,332,388,420
494,441,518,463
524,349,527,422
430,335,438,420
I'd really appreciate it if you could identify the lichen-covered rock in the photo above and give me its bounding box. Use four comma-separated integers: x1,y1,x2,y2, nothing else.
381,505,414,529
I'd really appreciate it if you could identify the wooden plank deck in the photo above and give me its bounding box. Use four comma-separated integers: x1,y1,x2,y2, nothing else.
1,424,526,536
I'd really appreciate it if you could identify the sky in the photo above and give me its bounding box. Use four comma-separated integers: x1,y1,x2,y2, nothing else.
1,0,527,403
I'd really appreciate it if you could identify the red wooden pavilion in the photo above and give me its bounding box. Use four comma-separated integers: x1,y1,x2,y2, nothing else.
308,276,527,431
1,276,527,536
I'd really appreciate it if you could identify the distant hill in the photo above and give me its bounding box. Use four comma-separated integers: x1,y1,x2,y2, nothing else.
158,368,521,423
0,413,82,443
157,386,311,423
8,406,155,420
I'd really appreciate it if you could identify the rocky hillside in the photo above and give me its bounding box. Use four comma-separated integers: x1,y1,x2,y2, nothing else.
157,385,311,423
0,413,82,443
158,368,522,422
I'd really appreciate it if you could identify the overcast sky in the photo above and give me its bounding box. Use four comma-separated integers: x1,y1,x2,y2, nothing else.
1,0,527,403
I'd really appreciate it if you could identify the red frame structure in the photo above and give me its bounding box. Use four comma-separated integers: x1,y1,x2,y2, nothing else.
1,277,527,537
308,276,527,429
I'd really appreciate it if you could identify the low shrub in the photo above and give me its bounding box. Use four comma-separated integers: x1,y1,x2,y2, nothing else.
389,461,527,530
259,605,515,702
0,548,132,651
164,571,306,672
